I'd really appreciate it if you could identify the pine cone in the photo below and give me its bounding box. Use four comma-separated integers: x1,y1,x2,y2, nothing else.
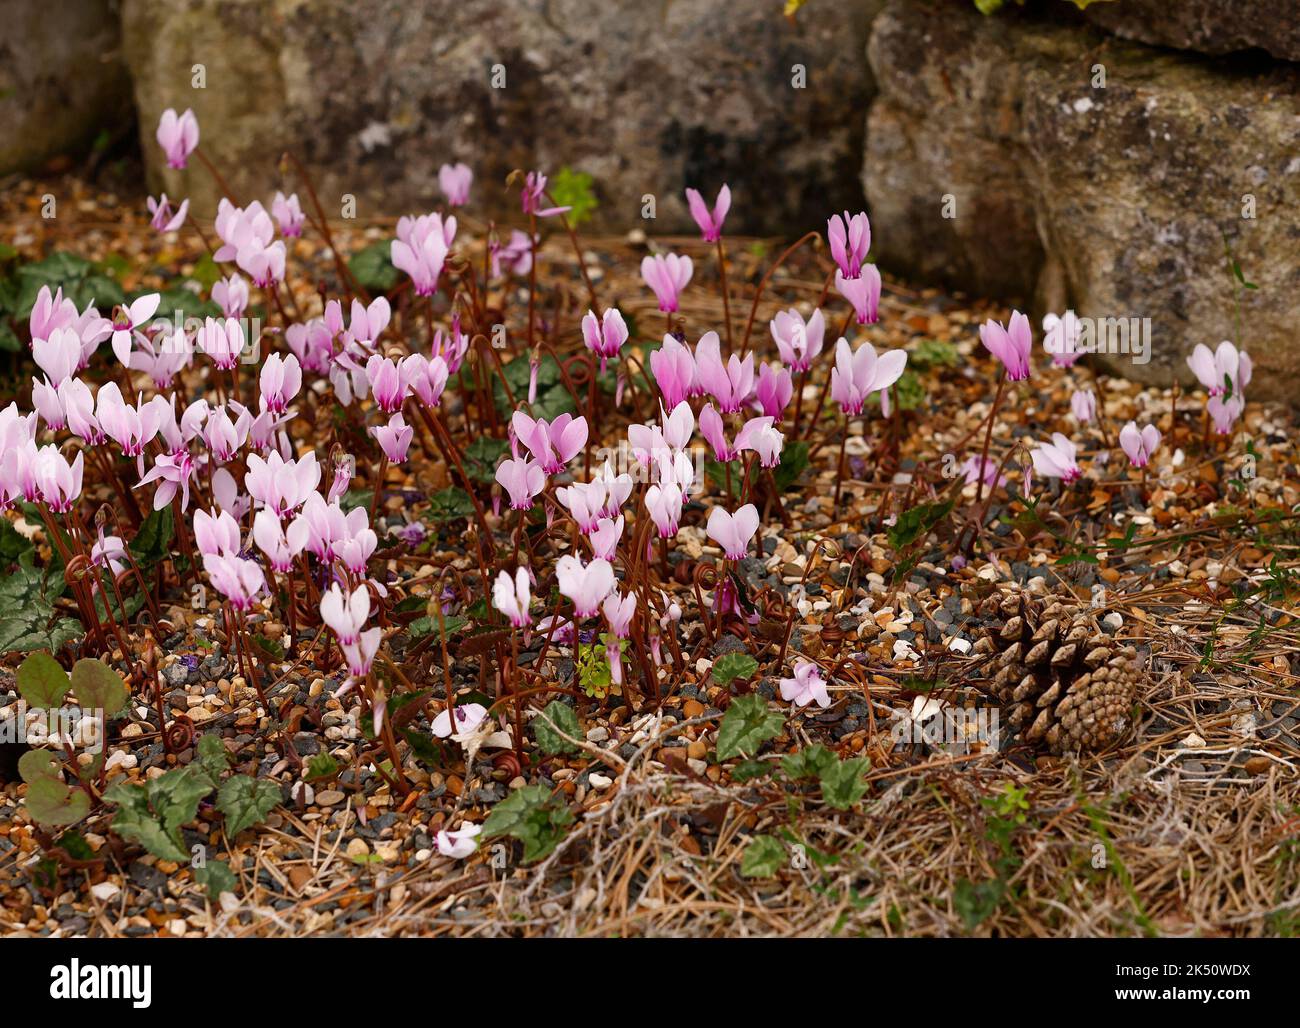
973,590,1139,754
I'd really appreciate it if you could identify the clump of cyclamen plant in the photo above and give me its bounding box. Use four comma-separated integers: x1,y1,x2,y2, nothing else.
6,103,1249,864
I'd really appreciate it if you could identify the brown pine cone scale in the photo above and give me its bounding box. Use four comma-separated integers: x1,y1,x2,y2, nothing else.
973,590,1139,754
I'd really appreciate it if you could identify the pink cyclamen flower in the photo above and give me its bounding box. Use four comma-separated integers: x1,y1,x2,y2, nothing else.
495,457,546,511
406,353,450,409
735,416,784,468
698,403,737,462
829,338,907,416
493,567,532,627
33,448,83,513
212,274,249,318
31,378,64,431
432,703,488,740
109,293,161,367
520,171,569,218
641,254,693,313
1119,422,1161,468
33,327,82,386
754,362,793,421
1071,388,1096,424
439,163,473,207
271,192,304,237
594,459,635,516
555,555,616,618
193,508,242,557
321,583,370,646
706,503,759,560
961,456,1006,488
246,450,321,517
646,480,684,538
435,824,482,859
365,355,414,414
694,332,754,413
95,382,162,459
590,515,624,560
511,412,588,474
489,229,534,279
1187,340,1251,398
779,660,831,709
29,285,75,343
1043,310,1084,367
649,334,696,409
195,316,246,371
1031,433,1082,483
203,554,265,612
137,451,195,512
770,307,825,372
147,194,189,233
603,592,637,683
59,379,101,444
1207,393,1245,435
259,352,302,415
213,199,284,286
343,628,382,679
556,480,608,534
334,507,377,576
685,184,731,243
252,508,303,572
90,532,127,577
979,311,1033,381
372,412,414,463
835,265,882,325
581,307,629,371
347,296,392,347
827,211,870,279
156,108,199,169
392,213,454,297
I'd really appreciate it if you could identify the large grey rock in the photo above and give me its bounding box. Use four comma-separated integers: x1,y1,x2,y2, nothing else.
1082,0,1300,63
864,0,1300,401
0,1,133,174
122,0,883,235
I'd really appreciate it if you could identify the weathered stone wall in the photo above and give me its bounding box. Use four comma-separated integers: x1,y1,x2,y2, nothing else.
0,0,134,174
864,0,1300,401
1082,0,1300,62
121,0,884,234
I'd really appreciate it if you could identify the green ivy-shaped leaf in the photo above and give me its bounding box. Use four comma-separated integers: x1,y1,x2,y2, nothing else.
818,756,870,811
729,759,772,783
17,651,68,708
216,775,281,838
305,752,340,782
25,775,90,826
104,764,217,862
18,747,60,783
772,440,810,492
481,784,574,864
196,734,232,778
193,859,238,900
548,167,599,226
781,744,838,781
887,498,955,552
0,519,33,563
427,487,475,522
716,694,784,761
349,240,399,293
69,658,129,715
532,700,580,755
711,652,759,686
463,436,510,484
128,508,174,569
740,834,785,878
